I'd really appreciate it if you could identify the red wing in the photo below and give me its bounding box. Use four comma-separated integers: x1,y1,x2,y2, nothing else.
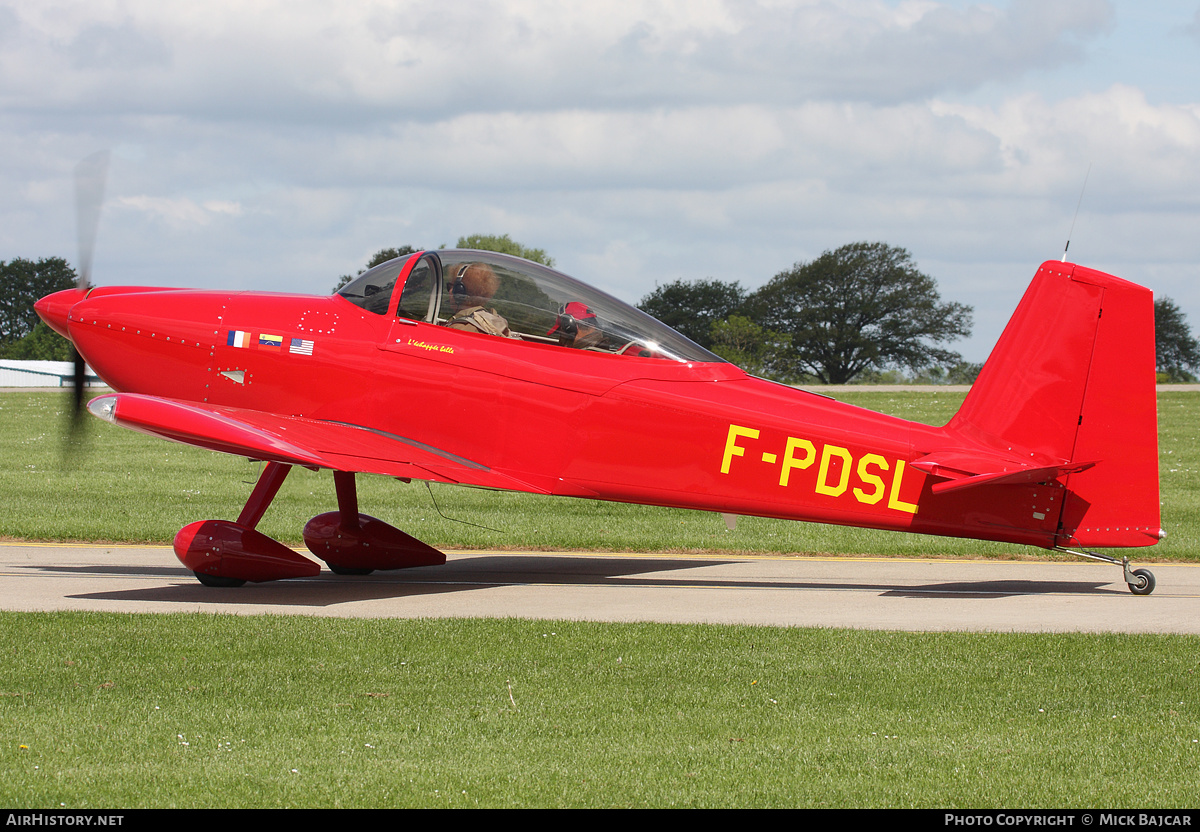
87,392,549,494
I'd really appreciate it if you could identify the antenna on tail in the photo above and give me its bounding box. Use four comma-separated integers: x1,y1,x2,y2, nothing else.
1062,163,1092,262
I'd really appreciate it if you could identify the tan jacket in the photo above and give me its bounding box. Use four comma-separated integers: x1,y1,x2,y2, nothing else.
444,306,513,337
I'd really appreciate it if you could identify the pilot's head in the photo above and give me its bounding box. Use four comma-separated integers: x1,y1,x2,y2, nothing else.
450,263,499,309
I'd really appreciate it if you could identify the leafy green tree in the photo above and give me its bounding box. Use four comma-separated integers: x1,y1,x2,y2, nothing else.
333,246,420,293
638,279,746,349
1154,297,1200,382
0,322,73,360
745,243,972,385
0,257,77,349
333,238,555,293
364,246,420,270
709,315,794,380
908,361,984,386
454,234,554,267
947,361,983,385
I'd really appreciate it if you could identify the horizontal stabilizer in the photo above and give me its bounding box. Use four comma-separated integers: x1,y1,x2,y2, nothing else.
910,449,1033,481
923,460,1098,495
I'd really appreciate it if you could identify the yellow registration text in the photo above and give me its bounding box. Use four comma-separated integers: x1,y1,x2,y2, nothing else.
719,423,919,514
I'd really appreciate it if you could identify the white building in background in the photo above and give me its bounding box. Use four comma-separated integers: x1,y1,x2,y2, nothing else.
0,360,102,387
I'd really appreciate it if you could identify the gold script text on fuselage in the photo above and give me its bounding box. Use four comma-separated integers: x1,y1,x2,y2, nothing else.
406,339,455,354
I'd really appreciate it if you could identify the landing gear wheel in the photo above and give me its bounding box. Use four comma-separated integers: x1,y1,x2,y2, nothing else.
328,565,375,576
1128,568,1156,596
194,571,247,588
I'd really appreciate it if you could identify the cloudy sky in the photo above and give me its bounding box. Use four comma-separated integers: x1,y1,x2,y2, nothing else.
2,0,1198,360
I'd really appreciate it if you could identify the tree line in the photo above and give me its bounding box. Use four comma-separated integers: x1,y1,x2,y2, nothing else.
638,242,978,384
0,257,77,360
4,240,1199,385
639,242,1200,385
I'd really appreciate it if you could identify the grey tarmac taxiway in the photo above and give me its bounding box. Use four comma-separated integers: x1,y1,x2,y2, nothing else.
1,541,1197,633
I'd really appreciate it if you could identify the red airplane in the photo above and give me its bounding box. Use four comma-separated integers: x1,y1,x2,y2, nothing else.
34,245,1163,593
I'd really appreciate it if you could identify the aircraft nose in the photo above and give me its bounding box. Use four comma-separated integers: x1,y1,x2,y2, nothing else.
34,288,85,339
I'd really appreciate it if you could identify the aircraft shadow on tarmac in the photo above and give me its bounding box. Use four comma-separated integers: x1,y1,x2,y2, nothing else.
39,555,731,608
879,580,1112,598
15,555,1121,608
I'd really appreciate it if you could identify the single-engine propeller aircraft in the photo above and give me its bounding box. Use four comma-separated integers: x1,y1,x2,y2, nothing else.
35,247,1163,593
32,156,1162,593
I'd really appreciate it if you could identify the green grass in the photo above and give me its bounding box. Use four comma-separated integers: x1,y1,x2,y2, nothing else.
2,612,1198,808
0,389,1194,560
2,390,1198,808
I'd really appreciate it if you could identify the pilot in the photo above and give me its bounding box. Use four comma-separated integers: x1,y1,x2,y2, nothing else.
441,263,514,337
548,301,606,349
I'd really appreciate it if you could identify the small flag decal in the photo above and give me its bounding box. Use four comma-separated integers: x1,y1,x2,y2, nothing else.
227,330,250,348
258,333,283,350
289,338,314,356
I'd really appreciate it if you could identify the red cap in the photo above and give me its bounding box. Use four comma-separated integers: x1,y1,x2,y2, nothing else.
548,301,597,335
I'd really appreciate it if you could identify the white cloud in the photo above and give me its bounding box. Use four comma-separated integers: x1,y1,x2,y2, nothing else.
4,1,1200,362
932,85,1200,204
114,195,243,227
0,0,1112,123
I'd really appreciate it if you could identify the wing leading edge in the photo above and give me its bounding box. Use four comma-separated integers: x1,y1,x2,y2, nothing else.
87,392,550,494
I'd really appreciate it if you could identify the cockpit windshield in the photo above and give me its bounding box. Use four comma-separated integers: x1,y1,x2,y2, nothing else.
338,249,723,364
335,253,418,316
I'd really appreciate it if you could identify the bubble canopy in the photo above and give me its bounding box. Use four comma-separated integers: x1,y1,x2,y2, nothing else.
337,249,724,363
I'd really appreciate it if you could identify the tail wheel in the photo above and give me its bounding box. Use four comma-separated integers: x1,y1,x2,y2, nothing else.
1128,568,1155,596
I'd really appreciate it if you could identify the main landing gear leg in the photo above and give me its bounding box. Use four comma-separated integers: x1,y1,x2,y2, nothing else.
1054,547,1156,595
174,461,322,587
319,472,374,575
303,471,446,574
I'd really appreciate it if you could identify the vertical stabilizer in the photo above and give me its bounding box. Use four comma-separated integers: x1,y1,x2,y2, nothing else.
948,261,1160,548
